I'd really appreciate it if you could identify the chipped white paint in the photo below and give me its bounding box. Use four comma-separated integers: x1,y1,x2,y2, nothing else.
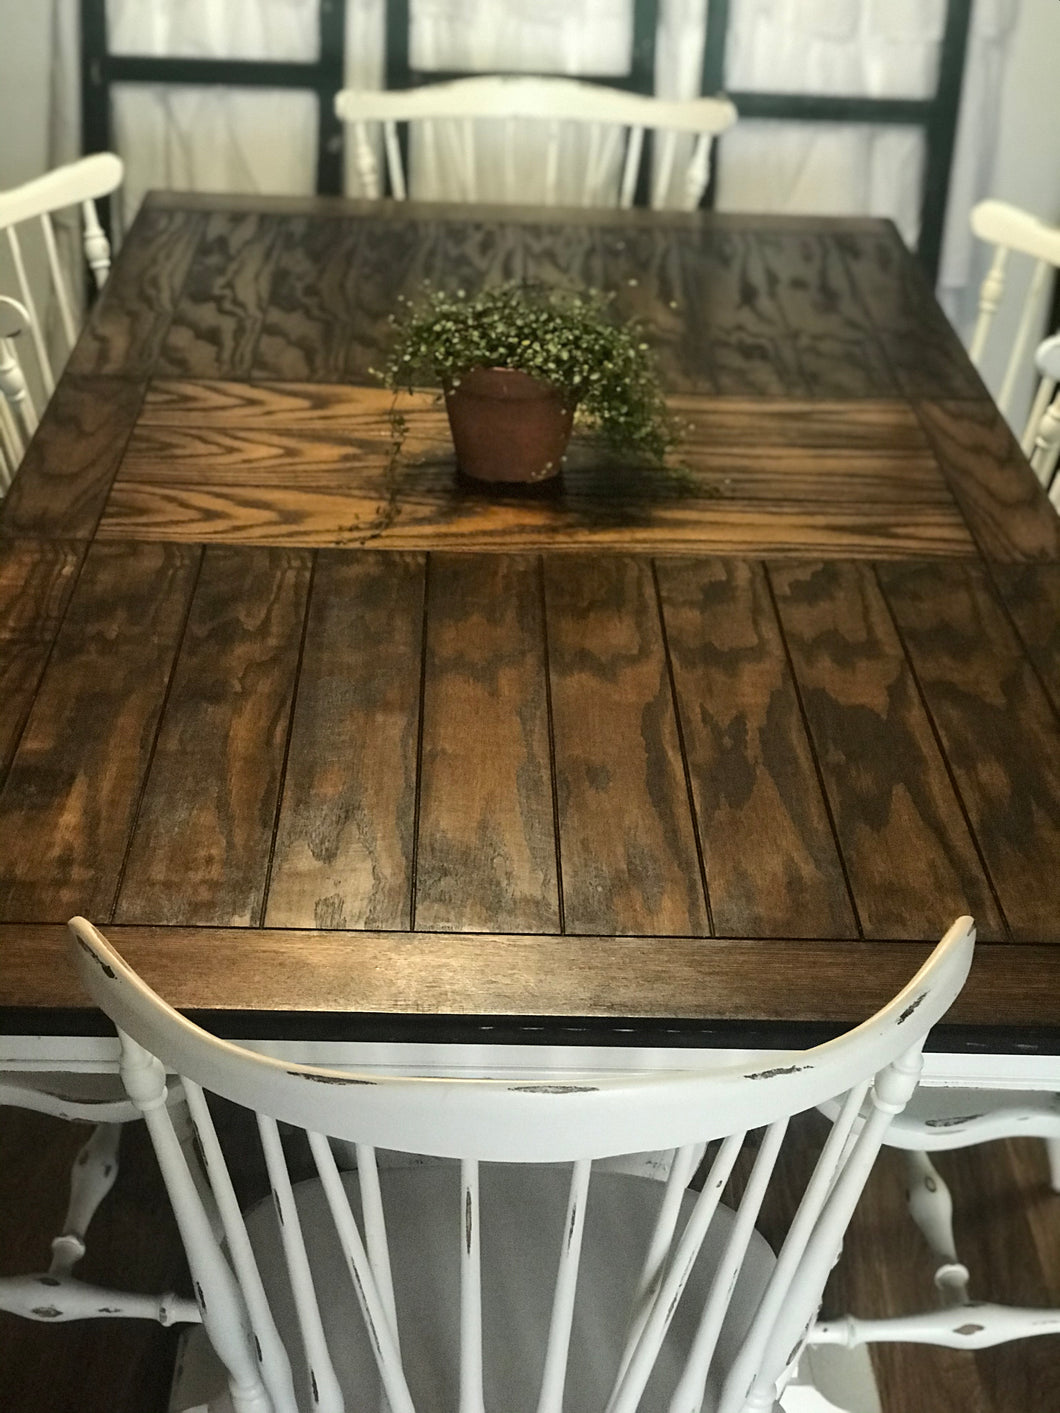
335,76,736,211
0,153,121,478
68,915,975,1413
968,200,1060,432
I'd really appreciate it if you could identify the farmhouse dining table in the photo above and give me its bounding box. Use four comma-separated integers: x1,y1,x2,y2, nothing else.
1,191,1059,1086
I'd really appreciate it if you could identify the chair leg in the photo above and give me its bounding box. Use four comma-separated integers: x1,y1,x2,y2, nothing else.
49,1122,122,1277
903,1149,970,1305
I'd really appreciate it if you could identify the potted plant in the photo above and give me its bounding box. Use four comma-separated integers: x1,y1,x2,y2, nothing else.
379,282,677,486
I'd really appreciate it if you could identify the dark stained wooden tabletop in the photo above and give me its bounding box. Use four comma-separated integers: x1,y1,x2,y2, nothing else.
1,194,1058,1044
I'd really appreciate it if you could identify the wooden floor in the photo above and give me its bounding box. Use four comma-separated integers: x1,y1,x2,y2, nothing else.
0,1106,1057,1412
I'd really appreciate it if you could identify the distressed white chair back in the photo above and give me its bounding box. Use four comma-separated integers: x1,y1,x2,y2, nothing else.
335,77,737,211
71,915,973,1413
1027,334,1060,503
968,199,1060,447
0,296,38,493
0,152,123,401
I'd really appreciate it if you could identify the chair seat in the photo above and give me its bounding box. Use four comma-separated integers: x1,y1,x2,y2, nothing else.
171,1163,775,1413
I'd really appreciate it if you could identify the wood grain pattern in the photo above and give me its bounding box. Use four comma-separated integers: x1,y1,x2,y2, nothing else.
917,399,1060,562
0,540,83,780
101,384,975,558
543,554,708,935
656,557,855,938
754,230,899,398
114,547,311,927
156,211,283,378
990,562,1060,714
2,924,1058,1029
0,542,200,922
415,553,559,933
265,551,424,930
0,377,145,539
834,227,984,399
879,560,1060,943
66,207,204,378
768,560,1005,941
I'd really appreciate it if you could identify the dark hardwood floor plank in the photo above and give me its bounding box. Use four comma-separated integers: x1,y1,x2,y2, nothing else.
656,557,855,938
543,554,708,936
990,562,1060,714
265,550,424,930
768,560,1005,941
66,208,205,378
156,212,283,378
114,546,311,928
834,227,984,399
0,542,200,922
0,377,145,539
753,230,899,397
879,560,1060,943
917,399,1060,562
415,553,559,933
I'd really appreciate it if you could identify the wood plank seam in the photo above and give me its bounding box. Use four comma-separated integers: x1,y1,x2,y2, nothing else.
407,548,433,931
0,542,87,795
255,548,319,927
650,556,716,936
984,562,1060,733
870,561,1012,942
106,545,206,923
538,553,567,936
760,562,865,939
79,379,150,543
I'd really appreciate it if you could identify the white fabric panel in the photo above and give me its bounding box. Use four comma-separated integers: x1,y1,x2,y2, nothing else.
42,0,1018,318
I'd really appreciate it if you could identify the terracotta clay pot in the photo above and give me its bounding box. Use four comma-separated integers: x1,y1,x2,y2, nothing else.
443,367,575,485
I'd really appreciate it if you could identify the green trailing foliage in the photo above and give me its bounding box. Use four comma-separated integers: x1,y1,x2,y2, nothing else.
376,281,680,465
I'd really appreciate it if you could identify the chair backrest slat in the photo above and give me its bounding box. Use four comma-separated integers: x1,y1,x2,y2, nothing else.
183,1080,300,1413
459,1158,485,1413
39,212,78,351
307,1131,416,1413
70,916,975,1413
968,199,1060,432
671,1119,788,1413
336,76,736,212
6,226,53,394
535,1157,591,1413
259,1114,345,1412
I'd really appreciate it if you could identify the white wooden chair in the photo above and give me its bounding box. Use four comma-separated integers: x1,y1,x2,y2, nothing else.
968,199,1060,449
0,151,123,415
1028,333,1060,502
334,76,737,211
0,296,36,493
70,913,973,1413
811,1086,1060,1356
0,1072,199,1329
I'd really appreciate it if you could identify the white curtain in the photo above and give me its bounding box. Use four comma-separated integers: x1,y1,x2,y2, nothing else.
46,0,1015,321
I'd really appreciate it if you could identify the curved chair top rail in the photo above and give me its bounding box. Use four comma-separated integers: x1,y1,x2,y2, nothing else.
0,295,29,340
971,198,1060,268
0,153,123,231
1036,332,1060,381
336,75,738,135
70,915,975,1163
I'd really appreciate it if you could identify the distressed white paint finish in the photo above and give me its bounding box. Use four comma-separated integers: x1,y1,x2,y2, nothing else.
70,915,973,1413
0,295,37,487
0,1074,199,1330
0,153,121,431
335,76,736,210
812,1082,1060,1356
968,199,1060,428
